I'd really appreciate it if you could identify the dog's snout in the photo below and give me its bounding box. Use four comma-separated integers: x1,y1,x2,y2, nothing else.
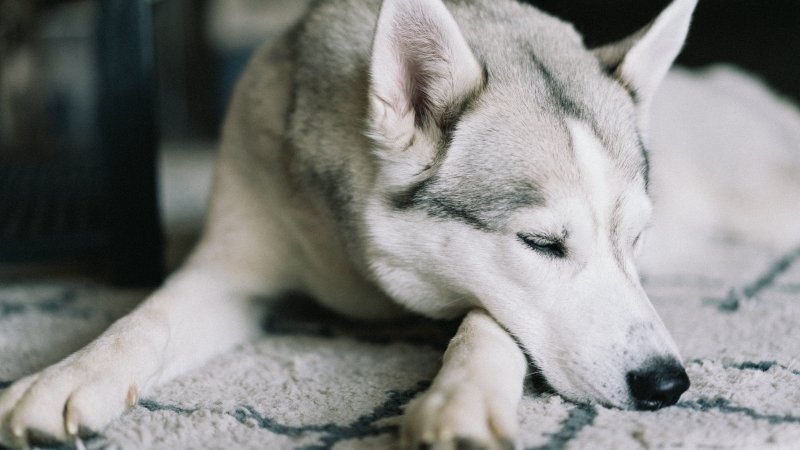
627,358,690,411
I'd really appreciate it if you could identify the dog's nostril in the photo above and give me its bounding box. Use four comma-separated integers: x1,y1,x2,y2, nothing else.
627,359,690,411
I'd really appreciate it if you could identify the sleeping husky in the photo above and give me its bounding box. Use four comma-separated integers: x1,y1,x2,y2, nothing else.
0,0,697,448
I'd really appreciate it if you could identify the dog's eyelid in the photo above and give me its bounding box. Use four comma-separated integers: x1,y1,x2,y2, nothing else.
517,231,561,243
516,232,568,258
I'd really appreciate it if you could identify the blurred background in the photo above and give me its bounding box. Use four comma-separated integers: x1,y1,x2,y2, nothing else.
0,0,797,286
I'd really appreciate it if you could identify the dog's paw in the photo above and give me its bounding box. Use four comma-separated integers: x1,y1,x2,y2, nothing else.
0,356,141,448
401,382,518,450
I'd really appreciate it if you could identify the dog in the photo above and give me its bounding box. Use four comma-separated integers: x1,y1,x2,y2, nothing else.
0,0,697,448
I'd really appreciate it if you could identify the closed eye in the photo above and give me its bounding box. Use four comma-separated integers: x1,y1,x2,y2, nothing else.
517,232,567,258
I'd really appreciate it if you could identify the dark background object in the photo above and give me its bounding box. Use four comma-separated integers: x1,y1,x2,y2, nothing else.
0,0,163,285
530,0,800,104
151,0,217,140
95,0,163,285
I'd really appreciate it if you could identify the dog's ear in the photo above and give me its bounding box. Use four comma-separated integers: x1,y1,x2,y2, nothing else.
367,0,483,160
594,0,697,132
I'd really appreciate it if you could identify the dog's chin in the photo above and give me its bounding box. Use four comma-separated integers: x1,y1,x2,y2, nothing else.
548,376,678,411
561,390,630,410
553,386,634,410
532,364,632,410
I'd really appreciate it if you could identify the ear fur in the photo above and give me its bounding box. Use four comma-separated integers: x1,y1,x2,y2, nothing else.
367,0,483,162
594,0,697,131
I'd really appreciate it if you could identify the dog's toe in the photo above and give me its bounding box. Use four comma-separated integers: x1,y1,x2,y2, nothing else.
0,362,133,449
401,382,518,450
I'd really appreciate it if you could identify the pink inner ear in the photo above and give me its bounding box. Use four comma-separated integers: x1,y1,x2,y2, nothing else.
370,0,483,133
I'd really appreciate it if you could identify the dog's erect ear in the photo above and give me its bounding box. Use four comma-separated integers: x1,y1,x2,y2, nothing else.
594,0,697,131
367,0,483,157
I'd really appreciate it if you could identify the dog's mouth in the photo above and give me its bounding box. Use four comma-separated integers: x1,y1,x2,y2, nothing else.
523,360,558,396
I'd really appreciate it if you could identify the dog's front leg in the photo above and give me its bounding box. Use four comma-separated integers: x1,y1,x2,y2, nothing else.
402,309,527,450
0,263,264,447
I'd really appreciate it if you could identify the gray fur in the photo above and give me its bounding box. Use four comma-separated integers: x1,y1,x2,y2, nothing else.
279,0,648,242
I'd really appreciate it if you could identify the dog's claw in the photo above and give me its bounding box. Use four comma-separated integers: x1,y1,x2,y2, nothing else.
6,425,27,450
10,424,24,440
126,385,138,408
65,406,80,436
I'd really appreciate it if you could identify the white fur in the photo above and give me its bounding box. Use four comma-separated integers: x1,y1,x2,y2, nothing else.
0,0,698,448
402,309,526,448
641,66,800,273
570,120,619,226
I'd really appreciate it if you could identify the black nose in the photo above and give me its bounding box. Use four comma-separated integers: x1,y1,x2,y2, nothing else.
627,358,690,410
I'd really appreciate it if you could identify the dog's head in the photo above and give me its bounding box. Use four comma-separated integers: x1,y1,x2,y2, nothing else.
364,0,697,410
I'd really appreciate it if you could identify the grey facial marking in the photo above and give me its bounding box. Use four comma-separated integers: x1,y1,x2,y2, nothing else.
390,176,434,211
390,175,494,230
613,74,640,105
439,61,490,150
609,197,627,273
390,174,545,232
637,133,651,191
531,56,583,119
418,190,496,231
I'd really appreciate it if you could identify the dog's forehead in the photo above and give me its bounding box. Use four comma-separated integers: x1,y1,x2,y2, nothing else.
453,0,649,186
400,106,647,234
434,78,647,222
446,95,579,201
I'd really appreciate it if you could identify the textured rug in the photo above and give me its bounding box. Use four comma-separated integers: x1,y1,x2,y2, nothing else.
1,67,799,449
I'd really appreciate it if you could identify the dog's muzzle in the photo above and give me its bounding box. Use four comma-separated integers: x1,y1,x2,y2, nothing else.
626,357,690,410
